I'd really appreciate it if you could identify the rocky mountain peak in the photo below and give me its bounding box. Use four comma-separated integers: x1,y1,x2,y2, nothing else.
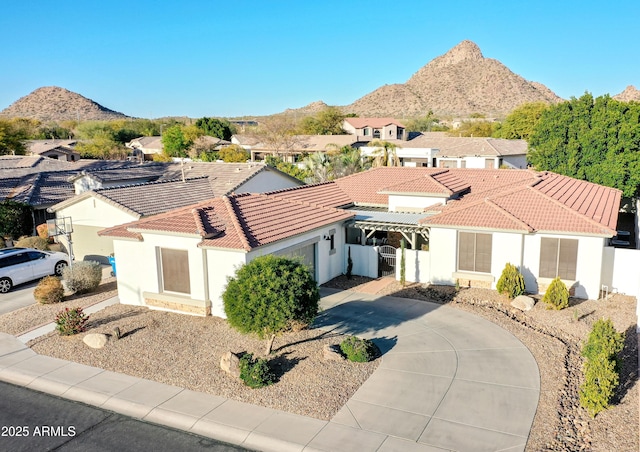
613,85,640,102
431,40,484,67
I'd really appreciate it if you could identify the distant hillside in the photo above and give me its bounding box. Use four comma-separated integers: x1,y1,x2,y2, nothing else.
613,85,640,102
344,40,563,118
0,86,129,121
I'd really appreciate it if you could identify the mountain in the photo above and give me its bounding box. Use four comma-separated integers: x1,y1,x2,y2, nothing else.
613,85,640,102
0,86,129,121
344,40,563,118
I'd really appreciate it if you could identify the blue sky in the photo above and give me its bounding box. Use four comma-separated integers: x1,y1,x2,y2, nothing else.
1,1,638,119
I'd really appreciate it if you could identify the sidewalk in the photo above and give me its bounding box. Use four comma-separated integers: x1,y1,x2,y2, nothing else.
0,289,540,451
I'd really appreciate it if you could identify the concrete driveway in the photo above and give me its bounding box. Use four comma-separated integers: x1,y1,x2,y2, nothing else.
315,288,540,452
0,280,38,315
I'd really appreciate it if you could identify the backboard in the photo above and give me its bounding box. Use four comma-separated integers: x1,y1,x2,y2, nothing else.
46,217,73,237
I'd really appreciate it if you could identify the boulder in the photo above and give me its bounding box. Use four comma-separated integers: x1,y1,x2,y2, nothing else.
511,295,535,311
220,351,241,377
83,333,109,349
323,344,345,361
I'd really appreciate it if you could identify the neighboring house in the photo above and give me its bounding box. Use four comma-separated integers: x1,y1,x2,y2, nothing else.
125,136,163,160
27,140,80,162
100,167,631,319
49,162,303,262
343,118,407,141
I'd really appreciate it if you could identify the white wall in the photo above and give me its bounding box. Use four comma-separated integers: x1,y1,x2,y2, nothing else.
523,234,606,299
344,244,378,278
388,194,446,212
58,197,137,228
113,234,204,306
428,227,458,284
205,248,247,317
234,169,301,194
396,248,430,283
503,155,528,169
491,232,525,289
464,156,487,169
609,248,640,296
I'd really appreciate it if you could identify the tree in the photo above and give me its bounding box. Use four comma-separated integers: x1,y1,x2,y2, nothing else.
0,200,33,239
448,120,497,137
161,125,190,158
496,263,526,299
495,102,549,140
218,144,250,162
195,117,235,140
264,156,311,181
369,140,400,167
223,255,320,355
0,119,28,155
404,111,441,133
252,115,300,158
303,152,333,183
298,107,345,135
528,93,640,198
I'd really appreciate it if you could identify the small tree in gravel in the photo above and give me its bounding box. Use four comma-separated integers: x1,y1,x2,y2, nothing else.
496,263,525,299
62,261,102,294
223,255,320,356
543,276,570,310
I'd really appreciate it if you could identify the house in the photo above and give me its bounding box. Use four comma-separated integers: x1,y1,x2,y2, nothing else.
101,166,633,319
49,162,303,262
99,192,353,317
125,136,163,160
27,140,80,162
343,118,407,141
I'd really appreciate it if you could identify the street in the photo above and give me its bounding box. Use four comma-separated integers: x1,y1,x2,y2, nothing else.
0,381,252,451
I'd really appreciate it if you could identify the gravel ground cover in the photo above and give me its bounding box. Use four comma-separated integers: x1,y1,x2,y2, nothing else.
3,275,637,450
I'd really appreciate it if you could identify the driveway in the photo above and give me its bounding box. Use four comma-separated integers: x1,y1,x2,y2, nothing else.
315,288,540,452
0,280,38,315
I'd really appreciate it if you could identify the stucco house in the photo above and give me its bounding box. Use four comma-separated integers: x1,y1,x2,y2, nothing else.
27,140,80,162
125,136,163,160
100,166,632,319
343,118,407,141
49,162,302,263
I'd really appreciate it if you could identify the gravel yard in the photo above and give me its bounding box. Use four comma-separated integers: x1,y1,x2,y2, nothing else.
2,276,637,450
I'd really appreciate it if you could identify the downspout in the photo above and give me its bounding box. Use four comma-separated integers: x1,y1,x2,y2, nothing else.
202,248,211,316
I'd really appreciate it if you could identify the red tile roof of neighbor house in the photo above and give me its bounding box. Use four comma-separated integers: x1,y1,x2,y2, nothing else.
100,167,621,248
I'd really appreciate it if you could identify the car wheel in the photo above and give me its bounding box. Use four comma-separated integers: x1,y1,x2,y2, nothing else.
0,278,12,293
54,261,68,276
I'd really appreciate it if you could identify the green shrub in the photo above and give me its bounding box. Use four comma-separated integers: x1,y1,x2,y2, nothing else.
582,318,624,363
496,263,526,299
579,319,623,417
340,336,379,362
543,277,569,310
34,276,64,304
223,255,319,355
15,235,50,251
54,307,89,335
239,353,275,389
346,246,353,279
62,261,102,294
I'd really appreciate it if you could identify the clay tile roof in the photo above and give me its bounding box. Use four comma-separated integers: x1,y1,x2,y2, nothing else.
267,181,353,208
379,170,470,196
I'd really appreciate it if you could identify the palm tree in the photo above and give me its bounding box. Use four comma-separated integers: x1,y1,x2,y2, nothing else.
369,140,400,167
303,152,333,183
336,147,369,178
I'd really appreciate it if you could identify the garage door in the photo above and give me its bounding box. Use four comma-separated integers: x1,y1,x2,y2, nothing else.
284,243,316,281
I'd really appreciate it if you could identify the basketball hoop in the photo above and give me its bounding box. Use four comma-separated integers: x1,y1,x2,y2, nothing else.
47,217,74,265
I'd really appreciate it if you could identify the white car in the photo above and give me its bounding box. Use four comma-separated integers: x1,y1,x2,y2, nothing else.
0,248,69,293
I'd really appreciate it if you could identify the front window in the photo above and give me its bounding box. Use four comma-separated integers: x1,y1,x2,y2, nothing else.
539,238,578,280
458,232,492,273
159,248,190,294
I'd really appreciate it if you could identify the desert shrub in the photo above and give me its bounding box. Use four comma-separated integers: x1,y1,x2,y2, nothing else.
239,353,275,389
543,276,569,310
581,318,624,363
496,263,526,299
15,235,50,251
223,255,319,355
54,307,89,336
579,318,623,417
340,336,379,362
62,261,102,294
33,276,64,304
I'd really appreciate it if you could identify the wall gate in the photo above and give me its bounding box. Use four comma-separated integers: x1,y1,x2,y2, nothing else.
378,245,397,277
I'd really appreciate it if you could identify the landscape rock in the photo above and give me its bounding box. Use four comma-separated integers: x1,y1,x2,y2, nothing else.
220,351,241,377
323,344,345,361
511,295,535,311
83,333,109,349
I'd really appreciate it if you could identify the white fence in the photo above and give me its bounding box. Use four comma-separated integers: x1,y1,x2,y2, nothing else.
344,244,378,278
395,249,431,283
602,247,640,298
